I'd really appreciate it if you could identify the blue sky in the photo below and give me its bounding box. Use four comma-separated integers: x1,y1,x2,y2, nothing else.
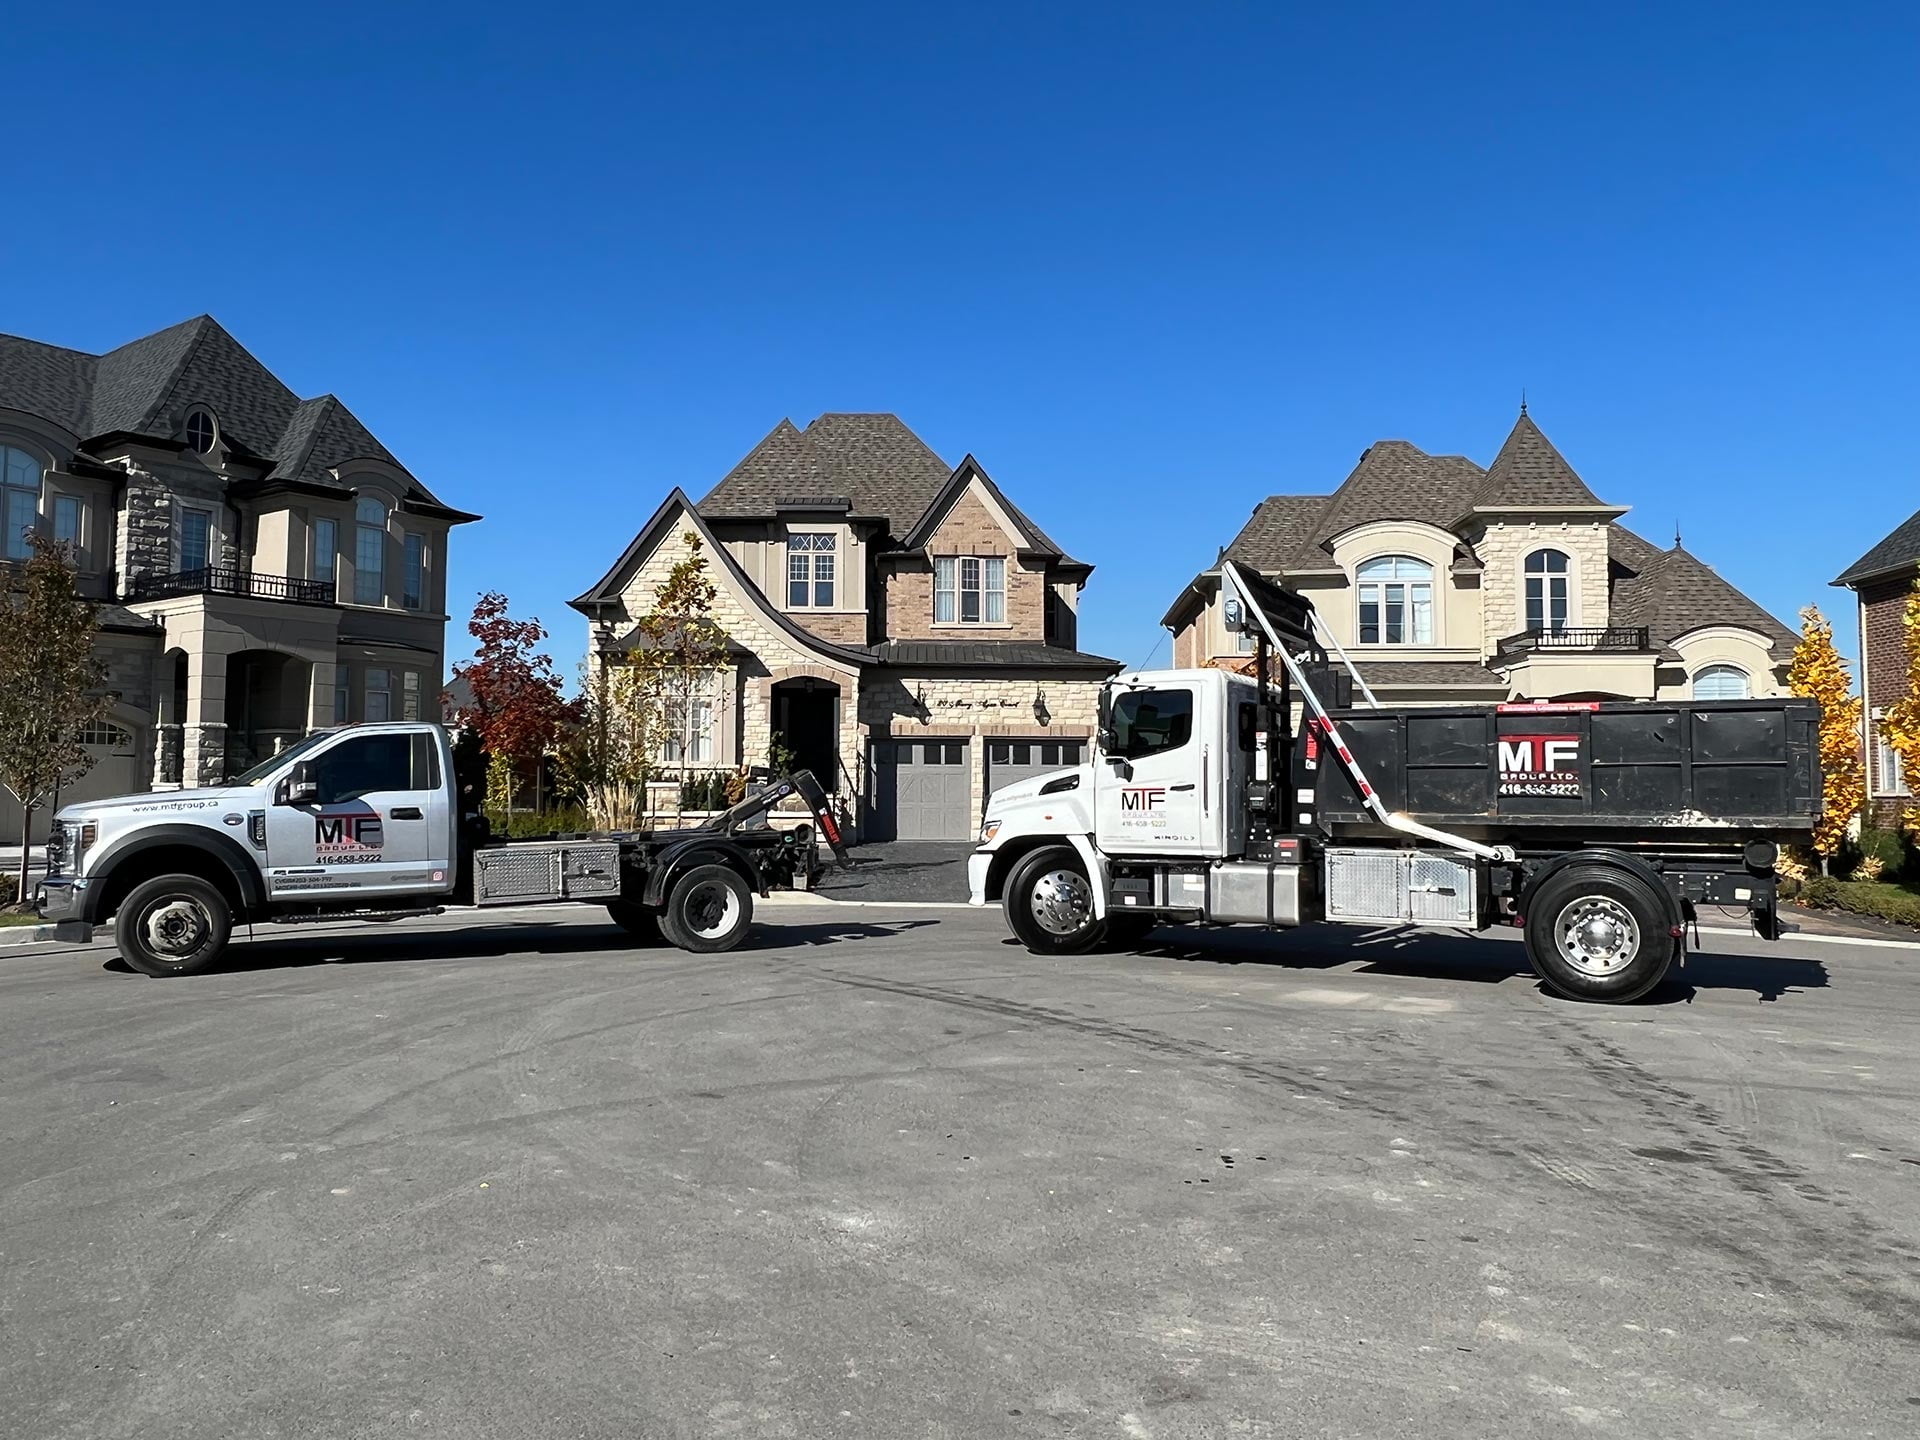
5,2,1915,673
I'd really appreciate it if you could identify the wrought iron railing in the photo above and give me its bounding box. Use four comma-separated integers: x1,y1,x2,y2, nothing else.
125,566,336,605
1495,625,1651,658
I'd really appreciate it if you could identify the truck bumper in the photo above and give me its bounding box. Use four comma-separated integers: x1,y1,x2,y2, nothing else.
34,878,98,942
967,850,993,907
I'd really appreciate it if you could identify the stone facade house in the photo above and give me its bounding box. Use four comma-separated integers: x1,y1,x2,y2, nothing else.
1164,410,1795,706
0,315,477,839
1833,512,1920,824
571,414,1117,840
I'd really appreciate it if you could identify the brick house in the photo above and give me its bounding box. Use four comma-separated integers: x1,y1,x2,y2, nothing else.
571,414,1117,840
1833,513,1920,823
0,316,477,839
1164,409,1796,705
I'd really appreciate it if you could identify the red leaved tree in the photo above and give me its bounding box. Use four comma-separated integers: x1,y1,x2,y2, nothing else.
448,592,570,815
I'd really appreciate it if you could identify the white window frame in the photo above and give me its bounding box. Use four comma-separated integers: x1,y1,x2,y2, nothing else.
1691,664,1751,700
1356,555,1434,646
934,555,1007,625
53,494,82,558
786,531,837,610
1877,723,1910,796
1523,548,1573,633
661,684,716,764
354,497,387,605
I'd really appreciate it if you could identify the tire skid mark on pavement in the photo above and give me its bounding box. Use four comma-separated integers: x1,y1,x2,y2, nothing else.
1542,1012,1920,1345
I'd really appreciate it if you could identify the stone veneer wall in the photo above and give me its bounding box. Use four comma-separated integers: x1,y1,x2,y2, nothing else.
1471,521,1612,656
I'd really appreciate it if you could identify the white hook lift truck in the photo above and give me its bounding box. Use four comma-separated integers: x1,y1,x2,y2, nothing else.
969,562,1819,1003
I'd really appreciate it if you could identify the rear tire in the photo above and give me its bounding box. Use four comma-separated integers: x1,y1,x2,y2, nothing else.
1523,864,1676,1003
660,864,754,953
1003,846,1106,955
606,901,663,945
114,875,232,978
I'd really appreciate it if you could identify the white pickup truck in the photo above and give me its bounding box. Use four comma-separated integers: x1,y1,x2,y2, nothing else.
36,720,846,976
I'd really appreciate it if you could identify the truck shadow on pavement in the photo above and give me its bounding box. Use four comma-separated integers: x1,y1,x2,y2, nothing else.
1121,925,1830,1005
99,917,942,976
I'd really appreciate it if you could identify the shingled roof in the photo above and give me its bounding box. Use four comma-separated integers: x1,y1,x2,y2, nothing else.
1607,529,1797,652
1834,508,1920,587
1464,411,1611,512
1223,441,1485,569
700,414,954,534
0,316,462,511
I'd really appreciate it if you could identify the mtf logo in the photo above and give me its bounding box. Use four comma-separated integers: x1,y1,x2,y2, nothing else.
315,814,385,850
1119,787,1168,811
1497,733,1582,798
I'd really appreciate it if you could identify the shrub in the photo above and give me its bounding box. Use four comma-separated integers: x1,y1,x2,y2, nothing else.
1830,880,1920,930
1855,854,1886,882
1855,826,1915,882
486,805,595,839
1800,875,1839,909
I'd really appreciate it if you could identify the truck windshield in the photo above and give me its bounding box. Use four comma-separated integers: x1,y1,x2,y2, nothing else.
1110,688,1193,760
230,729,337,786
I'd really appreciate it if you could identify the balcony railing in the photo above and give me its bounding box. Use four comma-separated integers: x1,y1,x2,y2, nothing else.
126,566,336,606
1495,625,1651,659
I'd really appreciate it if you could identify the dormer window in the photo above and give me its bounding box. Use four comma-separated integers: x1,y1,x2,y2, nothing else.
1524,549,1571,633
185,407,218,455
788,532,836,609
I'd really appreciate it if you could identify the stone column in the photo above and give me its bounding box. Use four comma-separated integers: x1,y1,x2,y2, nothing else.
183,649,229,787
114,463,175,592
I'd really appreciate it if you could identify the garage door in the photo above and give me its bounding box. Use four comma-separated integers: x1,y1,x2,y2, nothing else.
872,739,972,841
0,721,141,844
987,738,1085,804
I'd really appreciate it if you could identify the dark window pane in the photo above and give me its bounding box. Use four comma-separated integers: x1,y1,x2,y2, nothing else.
1064,743,1082,764
789,580,808,607
1110,689,1195,760
946,743,962,765
1012,743,1030,764
1040,743,1058,765
313,734,415,804
894,744,912,765
814,580,833,607
990,743,1008,763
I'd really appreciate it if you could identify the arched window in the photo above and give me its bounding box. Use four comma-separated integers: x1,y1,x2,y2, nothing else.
1692,664,1750,700
1524,548,1571,634
354,496,387,605
3,444,42,561
1356,555,1433,645
184,407,219,455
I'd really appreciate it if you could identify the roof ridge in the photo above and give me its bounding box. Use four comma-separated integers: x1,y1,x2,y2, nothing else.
133,314,216,432
0,331,99,358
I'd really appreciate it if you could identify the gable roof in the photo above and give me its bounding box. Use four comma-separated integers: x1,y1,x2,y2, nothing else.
0,316,467,515
1834,508,1920,587
897,453,1083,565
1463,411,1613,513
699,413,953,534
568,487,871,668
1225,442,1486,570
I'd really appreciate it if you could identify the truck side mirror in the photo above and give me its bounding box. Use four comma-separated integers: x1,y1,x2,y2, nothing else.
284,762,318,806
1096,686,1117,752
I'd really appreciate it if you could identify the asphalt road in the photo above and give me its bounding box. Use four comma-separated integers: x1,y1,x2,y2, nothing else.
2,902,1917,1439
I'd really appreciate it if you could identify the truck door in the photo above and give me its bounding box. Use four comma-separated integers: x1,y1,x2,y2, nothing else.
1094,683,1215,856
266,731,451,900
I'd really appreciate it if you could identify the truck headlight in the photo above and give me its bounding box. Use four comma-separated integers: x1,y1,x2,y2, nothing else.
979,820,1000,844
62,821,97,872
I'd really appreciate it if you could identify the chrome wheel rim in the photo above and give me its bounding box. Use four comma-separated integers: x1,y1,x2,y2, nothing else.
684,881,741,939
143,897,209,960
1554,896,1640,977
1029,869,1093,937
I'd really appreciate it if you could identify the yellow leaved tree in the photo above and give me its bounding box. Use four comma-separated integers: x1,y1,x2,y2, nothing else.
1788,605,1864,866
1877,566,1920,837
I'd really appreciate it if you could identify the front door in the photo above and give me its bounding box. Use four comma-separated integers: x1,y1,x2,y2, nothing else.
265,731,449,900
1093,683,1211,856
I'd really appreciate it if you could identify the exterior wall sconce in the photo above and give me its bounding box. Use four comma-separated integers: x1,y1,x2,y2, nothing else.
1033,687,1050,726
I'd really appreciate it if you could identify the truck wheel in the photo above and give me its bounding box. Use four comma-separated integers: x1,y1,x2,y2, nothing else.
1523,865,1677,1003
606,901,663,945
115,875,232,978
661,864,754,953
1003,846,1106,955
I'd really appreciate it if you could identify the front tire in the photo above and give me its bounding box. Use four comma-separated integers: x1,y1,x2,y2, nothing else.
660,864,754,953
114,875,232,978
1523,865,1677,1003
1003,846,1107,955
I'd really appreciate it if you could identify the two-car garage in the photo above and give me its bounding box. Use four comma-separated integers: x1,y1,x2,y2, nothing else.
868,736,1086,841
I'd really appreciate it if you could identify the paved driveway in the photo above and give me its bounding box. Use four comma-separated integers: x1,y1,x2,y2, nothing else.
2,904,1917,1437
816,841,974,902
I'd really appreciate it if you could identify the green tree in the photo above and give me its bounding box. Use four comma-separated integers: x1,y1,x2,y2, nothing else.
630,533,732,805
0,534,107,901
448,592,569,817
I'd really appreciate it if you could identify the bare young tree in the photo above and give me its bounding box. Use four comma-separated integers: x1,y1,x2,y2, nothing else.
0,534,107,902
